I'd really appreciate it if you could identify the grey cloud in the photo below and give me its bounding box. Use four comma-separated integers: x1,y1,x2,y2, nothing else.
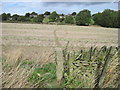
42,2,110,6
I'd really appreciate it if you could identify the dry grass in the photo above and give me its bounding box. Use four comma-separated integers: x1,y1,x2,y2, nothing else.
2,22,118,65
103,54,119,88
2,23,118,47
2,46,55,88
1,23,118,88
2,64,34,88
5,48,22,66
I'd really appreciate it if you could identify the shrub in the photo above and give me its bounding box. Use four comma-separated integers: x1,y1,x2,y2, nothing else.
63,46,118,88
30,17,38,23
89,19,95,25
28,63,57,88
64,15,74,24
43,18,49,24
57,21,66,25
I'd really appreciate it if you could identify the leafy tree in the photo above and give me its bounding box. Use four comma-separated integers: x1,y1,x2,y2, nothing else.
72,12,76,16
17,16,26,22
43,18,49,24
31,17,38,23
101,9,119,28
92,12,102,25
30,14,44,23
64,15,74,24
44,11,50,15
25,13,30,17
0,15,1,22
93,9,119,28
2,13,7,21
61,14,64,16
111,11,119,28
7,13,11,18
12,14,19,21
49,11,58,22
101,9,114,27
89,19,94,25
31,12,37,15
75,9,91,26
37,14,44,23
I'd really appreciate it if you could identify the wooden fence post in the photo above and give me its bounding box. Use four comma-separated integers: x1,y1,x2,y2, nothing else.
55,47,64,84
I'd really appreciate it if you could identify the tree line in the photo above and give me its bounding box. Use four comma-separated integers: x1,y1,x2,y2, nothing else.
0,9,119,28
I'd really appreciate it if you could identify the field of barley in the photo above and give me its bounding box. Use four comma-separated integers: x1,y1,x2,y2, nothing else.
1,23,119,88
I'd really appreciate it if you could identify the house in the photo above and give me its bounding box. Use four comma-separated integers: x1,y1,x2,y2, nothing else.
9,18,13,20
59,14,65,19
44,15,49,18
59,15,64,19
30,14,37,18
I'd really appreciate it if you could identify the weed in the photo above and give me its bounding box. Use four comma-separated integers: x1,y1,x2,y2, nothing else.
28,63,57,88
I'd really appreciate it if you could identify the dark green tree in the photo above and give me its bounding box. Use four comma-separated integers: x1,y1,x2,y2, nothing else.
0,14,1,22
111,11,119,28
30,14,44,23
101,9,114,27
25,13,30,17
49,11,58,22
31,12,37,15
7,13,11,18
93,9,119,28
44,11,50,15
31,17,38,23
17,16,26,22
64,15,74,24
93,12,102,25
75,9,91,26
72,12,76,16
2,13,7,21
12,14,19,21
37,14,44,23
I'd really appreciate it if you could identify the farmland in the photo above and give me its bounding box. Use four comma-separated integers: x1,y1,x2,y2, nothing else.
2,23,118,47
1,23,119,88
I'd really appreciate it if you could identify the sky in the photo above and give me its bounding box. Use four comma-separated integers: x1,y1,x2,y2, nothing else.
1,2,118,15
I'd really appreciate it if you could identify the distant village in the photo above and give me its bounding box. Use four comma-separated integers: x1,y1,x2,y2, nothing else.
1,9,119,28
5,11,76,21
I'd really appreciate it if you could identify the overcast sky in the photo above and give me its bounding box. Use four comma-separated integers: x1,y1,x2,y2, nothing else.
1,2,118,15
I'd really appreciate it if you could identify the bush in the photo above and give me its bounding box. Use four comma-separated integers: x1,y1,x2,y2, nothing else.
64,15,74,24
43,18,49,24
30,17,38,23
28,63,57,88
89,19,95,25
63,46,118,88
57,21,66,25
